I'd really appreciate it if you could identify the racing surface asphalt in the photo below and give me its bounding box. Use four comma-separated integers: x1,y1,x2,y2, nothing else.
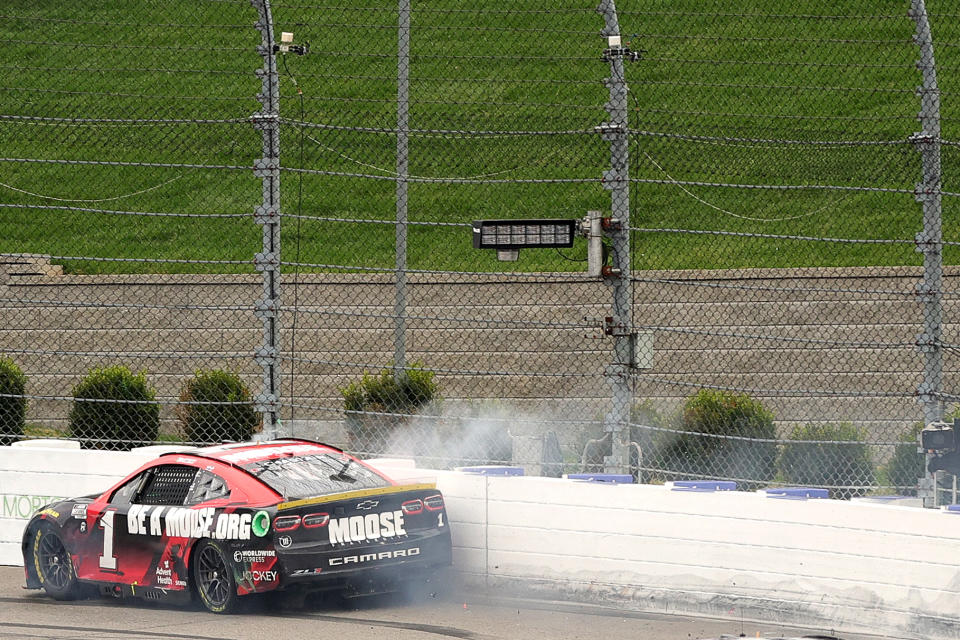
0,566,901,640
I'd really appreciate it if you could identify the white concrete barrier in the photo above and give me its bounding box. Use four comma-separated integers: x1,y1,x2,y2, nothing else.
3,448,959,639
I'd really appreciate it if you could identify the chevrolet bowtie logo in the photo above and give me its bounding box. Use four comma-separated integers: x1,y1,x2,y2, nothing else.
356,500,380,510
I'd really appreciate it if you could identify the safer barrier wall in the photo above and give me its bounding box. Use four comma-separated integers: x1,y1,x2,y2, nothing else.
3,445,960,639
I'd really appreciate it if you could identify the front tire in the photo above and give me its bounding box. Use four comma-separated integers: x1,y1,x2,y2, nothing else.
32,523,81,600
192,540,240,613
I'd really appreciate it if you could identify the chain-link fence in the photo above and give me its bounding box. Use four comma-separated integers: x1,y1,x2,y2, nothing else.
2,0,959,501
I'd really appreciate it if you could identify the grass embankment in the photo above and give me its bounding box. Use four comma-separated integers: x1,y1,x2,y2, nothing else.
0,1,958,273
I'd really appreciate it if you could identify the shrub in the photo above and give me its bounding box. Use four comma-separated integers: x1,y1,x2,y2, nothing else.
68,366,159,450
177,369,261,444
880,422,924,496
778,422,875,499
340,364,439,456
0,358,27,445
657,389,777,489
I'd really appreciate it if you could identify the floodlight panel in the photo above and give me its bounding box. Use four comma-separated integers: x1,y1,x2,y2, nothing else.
472,219,575,250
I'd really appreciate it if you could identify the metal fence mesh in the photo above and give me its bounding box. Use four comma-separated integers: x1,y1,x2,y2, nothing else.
2,0,959,501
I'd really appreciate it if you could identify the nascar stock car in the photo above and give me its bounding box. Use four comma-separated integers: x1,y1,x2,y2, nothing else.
21,438,452,613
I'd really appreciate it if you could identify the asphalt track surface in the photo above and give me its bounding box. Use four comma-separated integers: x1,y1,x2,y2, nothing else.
0,566,897,640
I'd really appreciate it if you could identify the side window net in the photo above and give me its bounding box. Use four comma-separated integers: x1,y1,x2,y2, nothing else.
138,466,198,506
186,470,230,505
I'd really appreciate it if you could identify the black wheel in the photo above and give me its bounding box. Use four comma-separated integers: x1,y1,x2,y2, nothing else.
32,523,81,600
192,540,240,613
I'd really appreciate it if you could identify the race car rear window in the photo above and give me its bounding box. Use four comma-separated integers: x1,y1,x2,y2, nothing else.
186,470,230,505
241,453,389,500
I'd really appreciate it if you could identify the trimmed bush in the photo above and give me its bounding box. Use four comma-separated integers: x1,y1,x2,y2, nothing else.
881,422,924,496
778,422,875,499
68,366,159,450
657,389,777,489
177,369,261,444
341,364,439,456
0,358,27,445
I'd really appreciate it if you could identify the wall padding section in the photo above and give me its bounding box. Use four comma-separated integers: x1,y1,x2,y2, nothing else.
4,450,960,639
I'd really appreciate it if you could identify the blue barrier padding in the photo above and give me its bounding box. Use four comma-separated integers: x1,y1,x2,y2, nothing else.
564,473,634,484
455,465,525,476
670,480,737,492
764,487,829,500
942,504,960,513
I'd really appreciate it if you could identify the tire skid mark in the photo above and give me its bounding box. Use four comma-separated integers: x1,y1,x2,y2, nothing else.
0,621,225,640
0,598,488,639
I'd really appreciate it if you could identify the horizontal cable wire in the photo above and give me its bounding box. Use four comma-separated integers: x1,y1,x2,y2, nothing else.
630,181,960,197
2,65,254,76
0,298,253,311
628,129,914,147
16,254,251,266
628,421,901,446
283,166,599,184
633,33,910,46
284,403,603,426
643,56,915,70
0,157,250,171
619,11,905,19
293,308,597,330
0,39,249,52
634,106,918,122
0,86,254,100
0,392,253,406
283,117,596,137
632,227,925,245
282,213,469,227
2,348,252,360
0,114,250,125
271,5,594,13
0,15,252,29
626,373,917,399
280,355,600,378
0,203,248,218
632,79,920,93
631,276,923,297
641,325,916,349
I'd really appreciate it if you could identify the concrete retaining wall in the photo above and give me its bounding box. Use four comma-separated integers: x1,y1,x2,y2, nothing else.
5,266,960,438
2,443,959,639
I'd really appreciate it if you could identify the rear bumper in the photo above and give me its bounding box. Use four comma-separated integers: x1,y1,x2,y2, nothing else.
277,530,452,587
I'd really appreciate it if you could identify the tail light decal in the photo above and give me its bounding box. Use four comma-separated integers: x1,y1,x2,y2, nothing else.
273,515,301,531
401,499,423,515
302,513,330,528
423,495,444,511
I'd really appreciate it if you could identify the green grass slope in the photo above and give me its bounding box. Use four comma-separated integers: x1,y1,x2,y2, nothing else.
0,0,957,273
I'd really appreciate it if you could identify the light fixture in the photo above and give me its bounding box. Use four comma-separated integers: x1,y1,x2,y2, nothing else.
472,219,576,261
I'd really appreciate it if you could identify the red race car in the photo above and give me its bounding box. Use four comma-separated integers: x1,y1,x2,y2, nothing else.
21,439,452,612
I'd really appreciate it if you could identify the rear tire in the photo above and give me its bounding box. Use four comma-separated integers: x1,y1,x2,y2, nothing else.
192,540,240,613
32,523,81,601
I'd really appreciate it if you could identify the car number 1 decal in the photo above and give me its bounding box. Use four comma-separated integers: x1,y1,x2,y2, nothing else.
98,510,118,570
437,512,444,528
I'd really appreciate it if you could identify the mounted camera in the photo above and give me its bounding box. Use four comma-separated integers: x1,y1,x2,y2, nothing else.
923,418,960,475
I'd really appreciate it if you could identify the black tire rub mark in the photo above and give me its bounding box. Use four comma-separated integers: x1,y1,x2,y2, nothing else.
270,612,485,639
0,600,488,639
0,622,227,640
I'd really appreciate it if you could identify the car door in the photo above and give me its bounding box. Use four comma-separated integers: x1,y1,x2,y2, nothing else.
79,463,201,588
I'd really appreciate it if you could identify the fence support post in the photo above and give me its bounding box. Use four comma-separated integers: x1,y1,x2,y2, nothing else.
910,0,943,507
394,0,411,382
598,0,633,475
251,0,282,437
